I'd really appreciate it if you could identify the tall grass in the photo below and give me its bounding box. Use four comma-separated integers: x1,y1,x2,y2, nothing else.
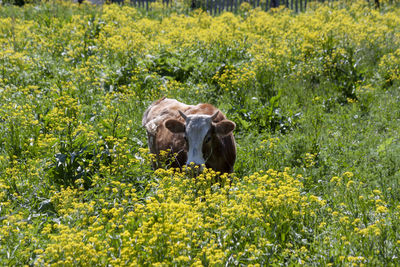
0,0,400,265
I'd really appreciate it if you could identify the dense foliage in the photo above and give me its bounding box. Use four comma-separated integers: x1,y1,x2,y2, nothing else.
1,0,400,265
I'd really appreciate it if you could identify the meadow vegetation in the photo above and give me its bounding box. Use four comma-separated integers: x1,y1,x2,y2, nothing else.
1,0,400,265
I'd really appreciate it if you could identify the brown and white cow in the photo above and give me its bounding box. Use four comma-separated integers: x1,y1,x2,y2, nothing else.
142,97,236,173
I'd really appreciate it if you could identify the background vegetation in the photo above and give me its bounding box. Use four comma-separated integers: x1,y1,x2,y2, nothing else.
0,0,400,265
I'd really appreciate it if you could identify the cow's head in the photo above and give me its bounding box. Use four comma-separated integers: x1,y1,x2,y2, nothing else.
165,110,235,169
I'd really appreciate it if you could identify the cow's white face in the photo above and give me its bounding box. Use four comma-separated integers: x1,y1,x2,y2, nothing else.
165,111,235,170
183,114,213,167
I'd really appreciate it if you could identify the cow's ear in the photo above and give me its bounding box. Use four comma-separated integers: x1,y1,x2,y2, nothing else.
214,120,235,137
165,119,185,133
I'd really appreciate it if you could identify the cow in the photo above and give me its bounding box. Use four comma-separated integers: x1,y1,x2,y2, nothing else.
142,97,236,173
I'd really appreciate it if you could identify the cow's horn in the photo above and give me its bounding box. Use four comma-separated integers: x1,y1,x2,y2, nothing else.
178,110,187,120
211,111,219,120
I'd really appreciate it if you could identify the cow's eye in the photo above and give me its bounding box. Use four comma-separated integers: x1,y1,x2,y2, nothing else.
204,136,211,143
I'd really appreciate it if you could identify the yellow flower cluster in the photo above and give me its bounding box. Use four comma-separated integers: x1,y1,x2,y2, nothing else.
45,95,81,131
32,167,325,265
213,65,256,92
379,48,400,83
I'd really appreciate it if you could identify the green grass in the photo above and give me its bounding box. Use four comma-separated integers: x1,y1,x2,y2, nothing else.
0,0,400,265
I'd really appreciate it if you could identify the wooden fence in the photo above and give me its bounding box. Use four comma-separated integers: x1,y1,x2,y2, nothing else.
125,0,337,14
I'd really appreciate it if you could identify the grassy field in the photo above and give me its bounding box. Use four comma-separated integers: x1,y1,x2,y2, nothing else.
1,0,400,265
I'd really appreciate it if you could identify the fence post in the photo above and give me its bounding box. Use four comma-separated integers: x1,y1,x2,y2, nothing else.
270,0,278,8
